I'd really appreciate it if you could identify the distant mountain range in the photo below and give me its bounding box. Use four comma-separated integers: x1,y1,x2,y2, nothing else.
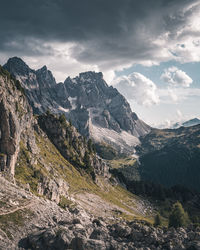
3,57,150,153
136,125,200,191
172,118,200,129
3,57,200,192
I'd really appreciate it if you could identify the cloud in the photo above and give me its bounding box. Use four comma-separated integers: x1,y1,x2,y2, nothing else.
176,109,183,119
167,88,178,102
158,87,200,105
0,0,200,79
161,67,193,87
113,72,159,106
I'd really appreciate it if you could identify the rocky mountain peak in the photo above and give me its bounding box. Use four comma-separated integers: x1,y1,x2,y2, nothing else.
78,71,103,81
4,57,31,76
3,57,151,153
38,65,47,71
64,71,107,92
36,65,56,87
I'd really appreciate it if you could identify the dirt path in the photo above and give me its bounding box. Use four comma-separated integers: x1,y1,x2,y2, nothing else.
0,200,33,216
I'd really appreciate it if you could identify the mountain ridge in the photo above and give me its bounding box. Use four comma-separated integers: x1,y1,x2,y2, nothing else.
3,57,150,153
172,118,200,129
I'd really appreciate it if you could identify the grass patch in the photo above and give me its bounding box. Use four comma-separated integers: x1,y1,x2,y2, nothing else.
34,132,98,194
109,156,136,169
0,209,33,239
15,141,47,194
109,156,141,182
59,195,76,209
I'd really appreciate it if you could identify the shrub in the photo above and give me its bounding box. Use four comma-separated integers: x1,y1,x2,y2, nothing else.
59,114,66,125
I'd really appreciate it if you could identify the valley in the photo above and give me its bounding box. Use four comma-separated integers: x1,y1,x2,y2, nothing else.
0,60,200,249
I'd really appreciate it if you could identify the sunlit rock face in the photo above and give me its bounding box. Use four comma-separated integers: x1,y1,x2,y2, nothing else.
0,66,37,179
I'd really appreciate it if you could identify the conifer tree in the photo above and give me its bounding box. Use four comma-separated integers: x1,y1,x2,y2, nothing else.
154,213,162,227
169,201,188,228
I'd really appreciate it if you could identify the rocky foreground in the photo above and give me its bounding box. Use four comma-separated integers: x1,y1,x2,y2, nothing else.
24,218,200,250
0,176,199,250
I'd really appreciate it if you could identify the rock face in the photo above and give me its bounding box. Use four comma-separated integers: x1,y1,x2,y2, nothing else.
4,57,150,153
0,66,37,179
0,66,69,203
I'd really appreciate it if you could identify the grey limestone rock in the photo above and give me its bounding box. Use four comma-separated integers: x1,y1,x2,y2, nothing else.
4,57,151,153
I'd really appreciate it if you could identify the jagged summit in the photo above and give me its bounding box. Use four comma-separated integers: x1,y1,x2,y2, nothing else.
78,71,103,81
4,58,56,88
36,65,56,87
3,57,150,153
37,65,48,72
4,57,31,76
6,56,27,66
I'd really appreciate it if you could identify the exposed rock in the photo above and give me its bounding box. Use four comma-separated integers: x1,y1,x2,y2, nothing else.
38,113,110,178
4,57,151,153
37,177,69,204
0,66,38,179
24,218,200,250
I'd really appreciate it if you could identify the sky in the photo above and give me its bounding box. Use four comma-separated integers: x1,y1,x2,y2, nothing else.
0,0,200,127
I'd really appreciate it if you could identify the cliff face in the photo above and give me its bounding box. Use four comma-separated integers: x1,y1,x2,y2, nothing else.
0,66,66,202
0,66,37,179
4,57,150,153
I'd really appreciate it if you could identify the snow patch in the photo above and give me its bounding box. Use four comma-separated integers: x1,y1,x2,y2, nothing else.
90,123,140,153
105,99,111,104
58,106,69,112
71,78,77,84
68,96,77,110
34,102,41,108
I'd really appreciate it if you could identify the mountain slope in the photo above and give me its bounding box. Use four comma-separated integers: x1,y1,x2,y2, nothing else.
136,125,200,191
3,57,150,153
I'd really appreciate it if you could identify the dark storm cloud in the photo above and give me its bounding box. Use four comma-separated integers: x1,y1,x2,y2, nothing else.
0,0,199,67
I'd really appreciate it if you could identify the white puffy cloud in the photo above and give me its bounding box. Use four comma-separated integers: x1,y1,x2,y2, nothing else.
113,72,159,106
161,67,193,87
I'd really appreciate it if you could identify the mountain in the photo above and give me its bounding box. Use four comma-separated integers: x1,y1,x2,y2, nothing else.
172,118,200,129
182,118,200,127
136,125,200,191
4,57,200,191
3,57,150,153
1,63,200,249
0,64,157,249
